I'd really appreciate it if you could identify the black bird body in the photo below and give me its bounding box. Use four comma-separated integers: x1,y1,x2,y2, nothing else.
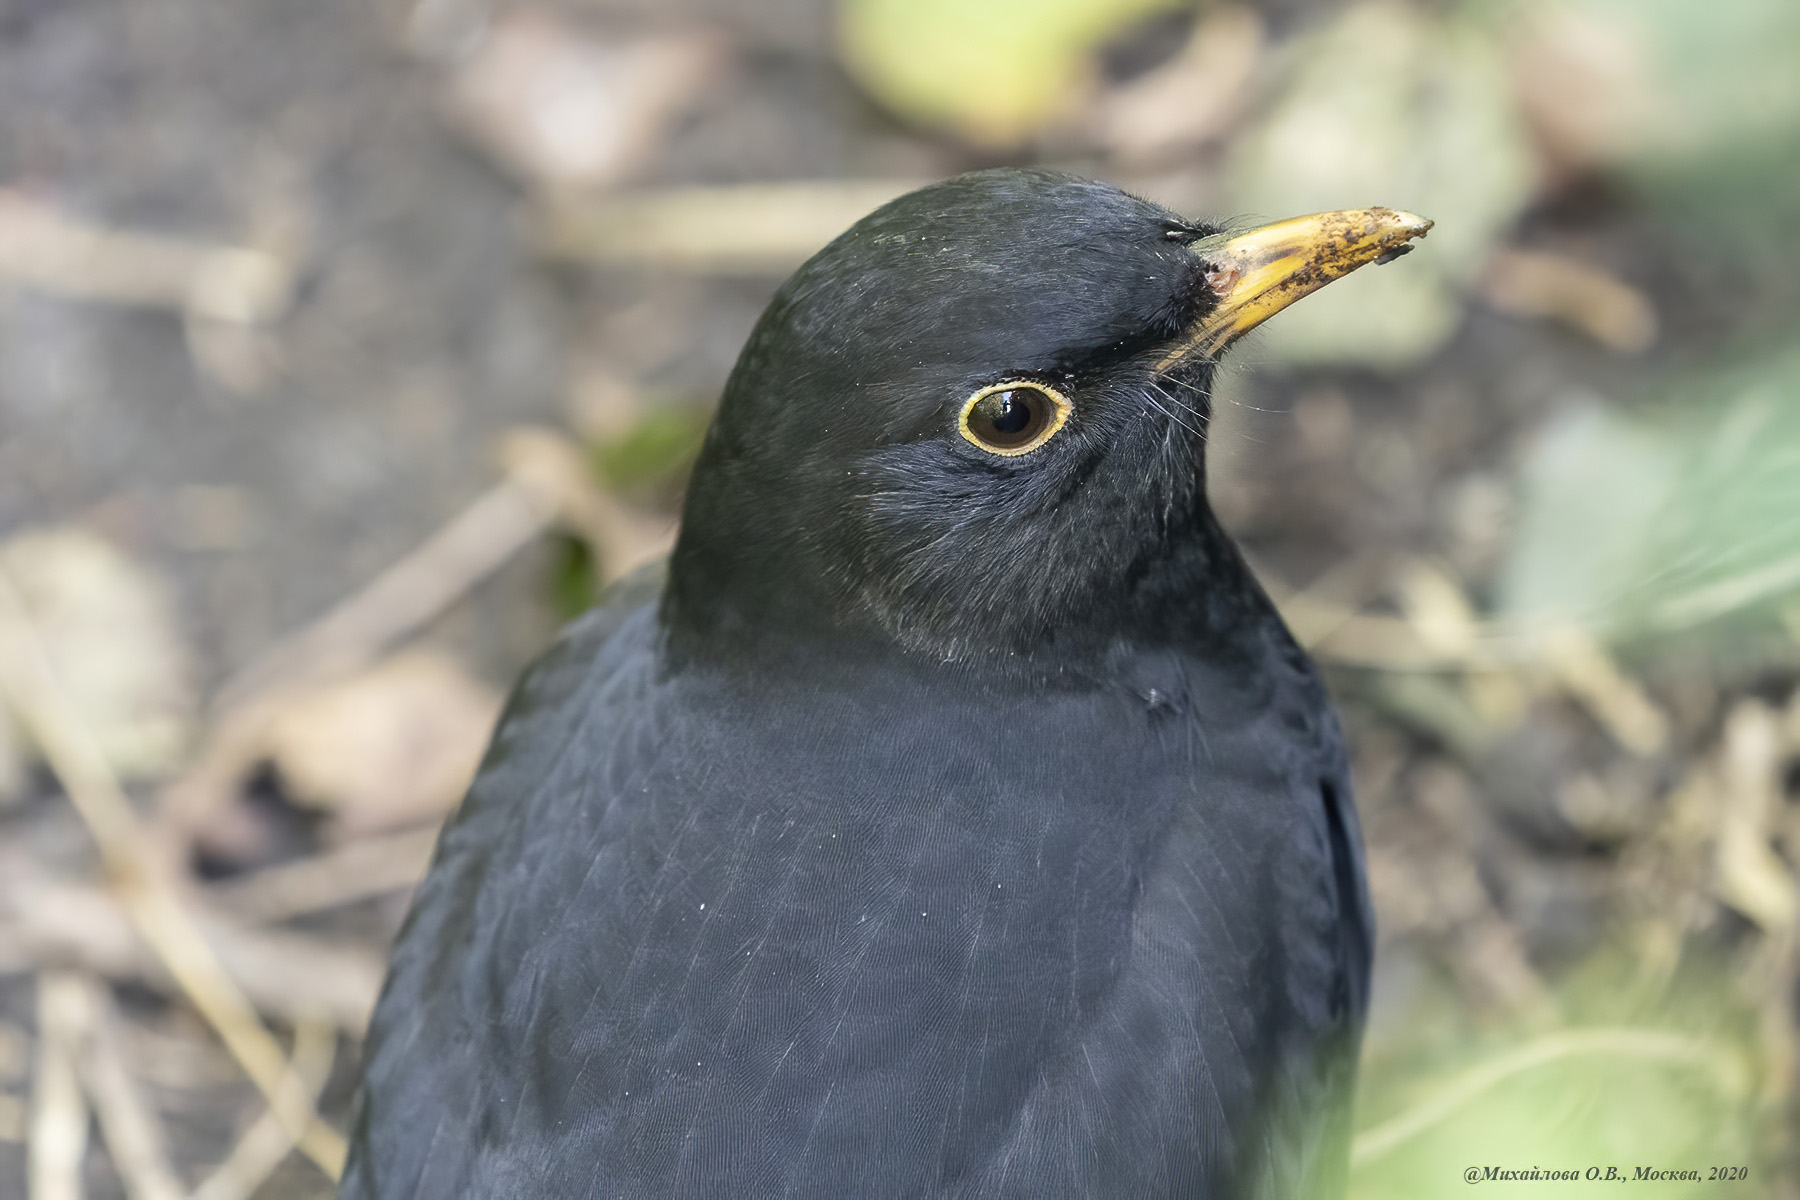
344,170,1396,1198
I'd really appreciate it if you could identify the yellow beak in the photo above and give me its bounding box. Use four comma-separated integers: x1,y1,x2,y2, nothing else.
1161,208,1433,366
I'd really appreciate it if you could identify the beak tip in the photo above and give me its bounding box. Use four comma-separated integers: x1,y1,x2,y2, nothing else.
1376,207,1434,238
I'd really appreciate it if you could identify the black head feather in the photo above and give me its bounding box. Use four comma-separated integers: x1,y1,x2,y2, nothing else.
666,169,1243,660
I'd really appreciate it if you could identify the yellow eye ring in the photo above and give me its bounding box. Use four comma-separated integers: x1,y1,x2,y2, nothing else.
957,381,1072,457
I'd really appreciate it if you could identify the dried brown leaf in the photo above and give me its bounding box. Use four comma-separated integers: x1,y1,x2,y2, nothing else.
0,527,196,784
443,12,724,192
260,651,501,836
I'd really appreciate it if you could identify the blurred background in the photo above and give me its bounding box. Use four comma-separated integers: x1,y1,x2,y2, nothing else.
0,0,1796,1195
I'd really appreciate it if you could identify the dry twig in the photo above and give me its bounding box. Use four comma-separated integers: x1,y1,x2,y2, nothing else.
158,483,548,849
0,1093,22,1145
211,477,556,711
1482,247,1658,354
499,427,675,585
1715,702,1798,936
190,1016,338,1200
200,826,440,924
0,569,346,1179
535,180,924,274
0,1019,24,1143
166,428,667,844
0,873,384,1032
1538,624,1669,756
0,189,291,325
30,971,91,1200
74,976,185,1200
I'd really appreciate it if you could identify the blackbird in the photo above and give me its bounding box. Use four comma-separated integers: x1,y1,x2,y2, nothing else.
341,169,1430,1199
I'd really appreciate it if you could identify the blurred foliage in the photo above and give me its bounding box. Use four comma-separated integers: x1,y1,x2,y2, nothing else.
1352,956,1765,1199
1509,0,1800,177
550,533,602,622
1224,0,1533,367
837,0,1186,145
1504,345,1800,642
590,404,710,504
558,404,708,619
1505,0,1800,318
1495,0,1800,644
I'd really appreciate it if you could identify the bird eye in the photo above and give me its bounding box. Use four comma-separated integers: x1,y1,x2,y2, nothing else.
957,382,1071,457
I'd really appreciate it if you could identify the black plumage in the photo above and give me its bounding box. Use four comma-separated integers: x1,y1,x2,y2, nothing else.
342,169,1412,1198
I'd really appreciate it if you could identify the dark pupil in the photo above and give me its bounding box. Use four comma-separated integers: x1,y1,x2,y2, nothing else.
988,391,1032,435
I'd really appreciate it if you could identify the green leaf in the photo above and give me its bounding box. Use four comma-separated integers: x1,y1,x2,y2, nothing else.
591,406,710,502
1499,340,1800,641
837,0,1186,145
1351,953,1763,1199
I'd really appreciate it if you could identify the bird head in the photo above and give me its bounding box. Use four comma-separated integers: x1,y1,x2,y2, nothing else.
666,169,1428,662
